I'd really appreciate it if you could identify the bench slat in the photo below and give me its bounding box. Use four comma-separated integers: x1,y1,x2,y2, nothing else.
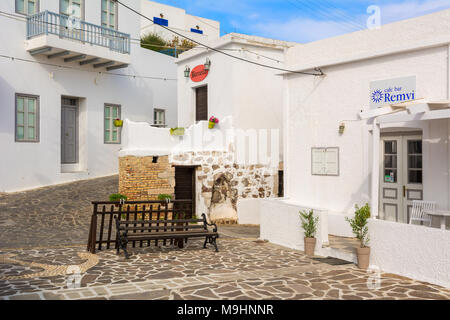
126,231,218,241
121,225,206,232
118,219,204,225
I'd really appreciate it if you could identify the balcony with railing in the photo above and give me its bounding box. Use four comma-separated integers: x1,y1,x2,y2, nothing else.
25,11,131,70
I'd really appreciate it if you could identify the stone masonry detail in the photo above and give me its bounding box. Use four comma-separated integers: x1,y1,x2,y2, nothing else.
119,156,175,201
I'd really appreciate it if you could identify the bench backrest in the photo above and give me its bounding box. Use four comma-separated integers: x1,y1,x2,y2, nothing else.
114,213,208,233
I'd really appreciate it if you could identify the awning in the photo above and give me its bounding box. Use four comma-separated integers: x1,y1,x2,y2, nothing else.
359,99,450,123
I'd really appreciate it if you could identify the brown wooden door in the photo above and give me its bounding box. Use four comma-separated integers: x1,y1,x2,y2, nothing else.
196,86,208,121
175,166,196,218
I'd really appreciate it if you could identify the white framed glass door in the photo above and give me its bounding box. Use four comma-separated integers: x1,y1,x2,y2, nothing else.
379,135,423,223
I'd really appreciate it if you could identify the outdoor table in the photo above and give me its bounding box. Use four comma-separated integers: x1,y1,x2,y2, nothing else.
424,210,450,230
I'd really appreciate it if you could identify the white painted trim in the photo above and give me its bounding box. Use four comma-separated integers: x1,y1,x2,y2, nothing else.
371,120,380,217
378,109,450,124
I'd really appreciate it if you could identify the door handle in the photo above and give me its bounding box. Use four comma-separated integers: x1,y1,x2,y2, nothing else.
403,186,407,198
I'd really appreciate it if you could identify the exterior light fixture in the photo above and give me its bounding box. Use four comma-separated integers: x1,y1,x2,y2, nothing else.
204,58,211,71
339,122,346,135
160,13,164,18
184,66,190,78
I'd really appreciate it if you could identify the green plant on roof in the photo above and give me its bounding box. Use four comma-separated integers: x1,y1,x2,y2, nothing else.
109,193,127,202
158,194,172,201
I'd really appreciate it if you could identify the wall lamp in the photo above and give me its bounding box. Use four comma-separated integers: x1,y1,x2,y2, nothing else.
204,58,211,71
184,66,190,78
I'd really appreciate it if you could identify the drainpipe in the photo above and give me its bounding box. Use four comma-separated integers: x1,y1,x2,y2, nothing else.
371,119,380,218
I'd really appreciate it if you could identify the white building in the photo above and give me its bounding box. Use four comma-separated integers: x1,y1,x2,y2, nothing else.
256,10,450,288
140,0,220,43
176,33,295,153
0,0,177,193
116,33,297,222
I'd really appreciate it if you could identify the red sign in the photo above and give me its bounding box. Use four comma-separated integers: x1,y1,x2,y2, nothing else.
190,65,209,82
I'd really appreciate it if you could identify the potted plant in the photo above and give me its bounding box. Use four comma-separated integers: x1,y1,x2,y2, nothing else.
208,116,219,129
109,193,127,207
114,118,123,127
346,203,371,269
299,209,319,256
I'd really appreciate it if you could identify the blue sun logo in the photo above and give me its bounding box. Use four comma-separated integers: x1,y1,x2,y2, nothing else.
372,89,383,103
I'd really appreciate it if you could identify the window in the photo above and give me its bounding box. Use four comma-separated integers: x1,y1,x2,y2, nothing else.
101,0,118,30
153,17,168,26
60,0,83,19
104,104,121,144
154,109,166,127
191,28,203,35
407,140,423,184
16,0,39,15
15,94,39,142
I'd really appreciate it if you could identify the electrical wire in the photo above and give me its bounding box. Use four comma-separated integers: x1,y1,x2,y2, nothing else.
116,0,323,76
0,54,177,81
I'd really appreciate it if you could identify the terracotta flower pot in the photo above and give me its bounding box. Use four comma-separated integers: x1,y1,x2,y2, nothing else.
356,247,371,270
304,237,316,256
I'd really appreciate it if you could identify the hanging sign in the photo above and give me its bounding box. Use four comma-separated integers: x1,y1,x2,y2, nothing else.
190,65,209,82
369,76,416,109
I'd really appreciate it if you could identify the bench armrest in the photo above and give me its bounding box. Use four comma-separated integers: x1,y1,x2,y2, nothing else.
201,213,218,233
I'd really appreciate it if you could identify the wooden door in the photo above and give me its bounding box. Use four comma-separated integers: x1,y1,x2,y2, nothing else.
61,98,78,164
174,166,196,218
195,86,208,122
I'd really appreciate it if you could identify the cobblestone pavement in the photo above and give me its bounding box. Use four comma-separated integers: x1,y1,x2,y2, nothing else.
0,176,118,249
1,239,450,300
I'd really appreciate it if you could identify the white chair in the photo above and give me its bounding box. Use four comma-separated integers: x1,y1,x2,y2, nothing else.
409,200,435,227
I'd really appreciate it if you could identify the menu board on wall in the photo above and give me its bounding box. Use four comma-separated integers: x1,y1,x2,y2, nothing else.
311,148,339,176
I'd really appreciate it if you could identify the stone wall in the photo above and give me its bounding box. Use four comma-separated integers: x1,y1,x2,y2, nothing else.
118,151,278,223
119,155,175,201
171,151,278,223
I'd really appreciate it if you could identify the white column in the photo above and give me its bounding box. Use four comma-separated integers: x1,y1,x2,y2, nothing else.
371,119,380,218
282,74,290,198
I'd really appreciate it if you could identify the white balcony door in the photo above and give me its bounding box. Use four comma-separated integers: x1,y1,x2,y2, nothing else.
60,0,84,40
379,135,423,223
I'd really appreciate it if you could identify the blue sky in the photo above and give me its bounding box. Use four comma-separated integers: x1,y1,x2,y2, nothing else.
150,0,450,43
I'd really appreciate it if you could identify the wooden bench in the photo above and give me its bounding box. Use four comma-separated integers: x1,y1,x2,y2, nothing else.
114,213,219,259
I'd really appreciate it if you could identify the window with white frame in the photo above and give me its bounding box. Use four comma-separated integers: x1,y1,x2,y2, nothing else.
16,0,39,15
104,104,121,144
101,0,118,30
16,94,39,142
154,109,166,127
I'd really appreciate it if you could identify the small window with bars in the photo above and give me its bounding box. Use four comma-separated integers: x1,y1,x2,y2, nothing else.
104,104,121,144
16,0,39,15
16,94,39,142
154,109,166,127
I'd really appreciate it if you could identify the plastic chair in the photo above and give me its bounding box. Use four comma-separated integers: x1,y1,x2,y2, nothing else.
409,200,435,227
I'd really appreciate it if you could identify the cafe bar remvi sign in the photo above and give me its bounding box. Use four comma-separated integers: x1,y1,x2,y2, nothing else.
370,76,416,109
190,65,209,82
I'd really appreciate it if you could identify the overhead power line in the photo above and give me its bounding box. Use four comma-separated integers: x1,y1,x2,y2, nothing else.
0,54,177,81
116,0,323,76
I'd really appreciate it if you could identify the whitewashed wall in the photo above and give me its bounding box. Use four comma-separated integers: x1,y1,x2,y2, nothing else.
284,39,450,224
0,0,177,192
369,219,450,289
260,199,329,255
176,35,289,161
140,0,220,42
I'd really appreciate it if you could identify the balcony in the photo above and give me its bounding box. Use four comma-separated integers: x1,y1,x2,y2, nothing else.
26,11,131,70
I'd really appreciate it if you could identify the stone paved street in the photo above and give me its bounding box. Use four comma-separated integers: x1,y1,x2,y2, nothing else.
1,177,450,300
1,239,450,300
0,176,118,249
